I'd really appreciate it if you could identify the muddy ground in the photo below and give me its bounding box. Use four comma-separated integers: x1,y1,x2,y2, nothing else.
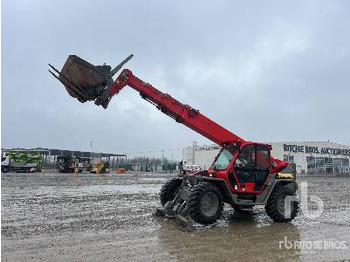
1,172,350,261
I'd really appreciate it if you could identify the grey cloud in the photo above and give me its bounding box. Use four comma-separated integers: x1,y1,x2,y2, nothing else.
2,0,350,159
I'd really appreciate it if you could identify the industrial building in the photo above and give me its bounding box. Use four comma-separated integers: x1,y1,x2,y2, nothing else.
183,141,350,174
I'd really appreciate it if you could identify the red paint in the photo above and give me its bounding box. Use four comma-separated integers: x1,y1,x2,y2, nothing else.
109,69,289,194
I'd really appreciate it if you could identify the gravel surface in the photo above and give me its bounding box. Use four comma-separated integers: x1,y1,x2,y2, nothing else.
1,172,350,261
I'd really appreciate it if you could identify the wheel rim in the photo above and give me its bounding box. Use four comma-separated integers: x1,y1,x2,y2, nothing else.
200,192,219,217
277,195,286,215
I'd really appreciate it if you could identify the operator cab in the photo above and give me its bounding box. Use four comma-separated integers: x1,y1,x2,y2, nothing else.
211,143,270,193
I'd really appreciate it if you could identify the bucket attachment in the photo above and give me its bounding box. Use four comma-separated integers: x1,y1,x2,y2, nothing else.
154,178,195,228
49,54,133,109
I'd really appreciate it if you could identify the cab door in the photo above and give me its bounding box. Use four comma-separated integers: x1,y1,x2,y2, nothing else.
233,144,270,192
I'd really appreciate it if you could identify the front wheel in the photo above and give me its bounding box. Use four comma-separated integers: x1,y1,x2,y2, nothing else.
265,186,299,222
188,182,223,225
160,178,183,206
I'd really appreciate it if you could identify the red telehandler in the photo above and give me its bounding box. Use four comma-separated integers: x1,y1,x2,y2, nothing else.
49,54,299,226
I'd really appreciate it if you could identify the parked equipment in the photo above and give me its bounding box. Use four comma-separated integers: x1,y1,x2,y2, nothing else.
56,156,90,173
115,168,126,174
89,156,110,174
2,152,42,173
1,155,10,173
90,161,110,174
183,164,202,175
50,55,299,226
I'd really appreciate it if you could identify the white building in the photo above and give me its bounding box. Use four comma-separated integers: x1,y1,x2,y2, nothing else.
183,141,350,174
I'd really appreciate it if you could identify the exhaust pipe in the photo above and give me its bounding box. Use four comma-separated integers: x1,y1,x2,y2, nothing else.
49,54,133,108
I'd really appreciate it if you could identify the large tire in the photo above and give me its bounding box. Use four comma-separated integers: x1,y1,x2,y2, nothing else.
160,178,183,206
188,182,223,225
265,186,299,222
2,166,9,173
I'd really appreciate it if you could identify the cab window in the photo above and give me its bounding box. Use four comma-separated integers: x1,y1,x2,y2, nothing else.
233,144,270,186
234,145,255,169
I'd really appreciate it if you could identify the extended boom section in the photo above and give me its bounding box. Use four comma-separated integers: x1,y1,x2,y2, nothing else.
109,69,243,147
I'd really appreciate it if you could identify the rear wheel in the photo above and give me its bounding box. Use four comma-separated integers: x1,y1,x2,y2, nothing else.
265,186,299,222
188,182,223,225
160,178,183,206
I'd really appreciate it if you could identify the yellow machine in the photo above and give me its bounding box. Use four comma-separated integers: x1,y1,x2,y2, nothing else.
90,161,110,174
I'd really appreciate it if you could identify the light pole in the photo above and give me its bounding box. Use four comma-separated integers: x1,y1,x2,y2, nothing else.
90,140,95,161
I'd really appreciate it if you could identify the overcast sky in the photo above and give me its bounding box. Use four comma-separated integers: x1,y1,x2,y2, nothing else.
2,0,350,160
